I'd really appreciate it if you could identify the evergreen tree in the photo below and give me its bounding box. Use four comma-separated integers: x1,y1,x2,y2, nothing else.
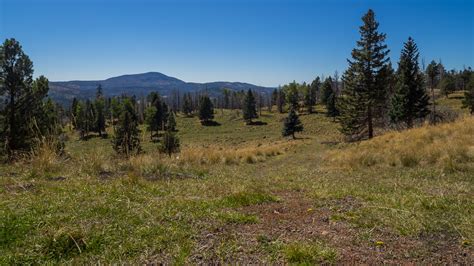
326,90,339,119
198,95,214,124
306,77,320,113
160,117,180,157
320,77,333,105
113,99,141,155
75,101,88,139
439,74,456,98
462,73,474,114
94,85,106,136
282,108,303,139
286,81,299,110
242,89,258,124
182,93,193,116
389,37,430,127
167,111,177,131
144,106,158,139
426,60,440,123
71,97,79,129
338,9,391,140
0,38,60,157
277,88,286,113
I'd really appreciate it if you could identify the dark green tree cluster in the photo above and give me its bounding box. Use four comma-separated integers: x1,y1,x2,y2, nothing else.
182,92,194,116
462,73,474,114
0,38,62,158
304,77,319,113
144,92,170,140
71,85,107,139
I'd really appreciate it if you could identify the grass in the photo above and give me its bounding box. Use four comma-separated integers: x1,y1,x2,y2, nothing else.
1,103,473,263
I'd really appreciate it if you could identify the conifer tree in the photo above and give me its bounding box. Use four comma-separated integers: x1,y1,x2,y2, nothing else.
1,38,60,156
144,106,158,139
277,88,286,113
286,82,299,110
282,108,303,139
389,37,430,127
71,97,79,129
305,77,319,113
242,89,258,124
326,90,339,119
320,77,333,105
94,85,106,136
462,73,474,114
338,9,391,140
439,74,456,98
167,111,177,131
160,116,180,157
75,101,88,139
426,60,440,123
182,93,193,116
198,95,214,124
113,99,141,155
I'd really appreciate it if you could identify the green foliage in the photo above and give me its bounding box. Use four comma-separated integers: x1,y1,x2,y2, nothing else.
326,90,339,118
305,77,319,113
182,92,193,116
242,89,258,123
439,74,456,98
283,241,338,264
94,85,106,136
338,9,391,140
276,88,286,113
0,38,61,157
285,81,300,110
462,73,474,114
166,111,177,132
159,130,180,157
389,37,430,127
198,95,214,123
112,98,141,155
282,108,303,139
320,77,333,105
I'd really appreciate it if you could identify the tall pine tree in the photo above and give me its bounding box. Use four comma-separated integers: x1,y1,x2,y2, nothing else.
198,95,214,124
113,99,141,155
242,89,258,124
389,37,430,128
338,9,391,140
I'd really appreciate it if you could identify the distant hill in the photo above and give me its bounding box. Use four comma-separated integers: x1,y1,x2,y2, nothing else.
49,72,275,105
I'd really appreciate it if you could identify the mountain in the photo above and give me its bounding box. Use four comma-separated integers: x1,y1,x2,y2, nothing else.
49,72,275,105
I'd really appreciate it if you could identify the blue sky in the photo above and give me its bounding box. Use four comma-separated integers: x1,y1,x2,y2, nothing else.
1,0,473,86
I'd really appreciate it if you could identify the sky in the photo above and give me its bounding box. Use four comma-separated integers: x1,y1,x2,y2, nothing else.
1,0,473,87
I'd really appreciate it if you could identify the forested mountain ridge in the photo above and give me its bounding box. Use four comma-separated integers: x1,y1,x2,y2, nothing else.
49,72,275,104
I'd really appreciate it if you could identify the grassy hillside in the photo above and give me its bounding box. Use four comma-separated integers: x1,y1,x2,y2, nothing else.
1,103,473,264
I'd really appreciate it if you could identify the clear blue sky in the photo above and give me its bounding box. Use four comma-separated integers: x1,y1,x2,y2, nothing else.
1,0,473,86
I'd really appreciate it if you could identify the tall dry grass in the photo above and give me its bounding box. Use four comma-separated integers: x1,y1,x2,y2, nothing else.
326,116,474,172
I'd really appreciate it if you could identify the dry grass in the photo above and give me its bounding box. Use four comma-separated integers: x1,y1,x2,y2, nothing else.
326,116,474,172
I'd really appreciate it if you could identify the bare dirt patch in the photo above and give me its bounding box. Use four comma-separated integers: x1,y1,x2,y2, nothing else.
189,191,473,264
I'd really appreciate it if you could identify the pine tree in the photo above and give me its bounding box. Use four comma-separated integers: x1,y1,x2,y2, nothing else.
439,74,456,98
167,111,177,131
94,85,106,136
277,88,286,113
320,77,333,105
282,108,303,139
182,93,193,116
462,73,474,114
305,77,320,113
144,106,158,139
338,9,391,140
326,90,339,119
113,99,141,155
389,37,430,128
242,89,258,124
286,82,299,110
198,95,214,124
75,101,87,139
159,117,180,157
0,38,60,157
71,97,79,129
426,60,440,123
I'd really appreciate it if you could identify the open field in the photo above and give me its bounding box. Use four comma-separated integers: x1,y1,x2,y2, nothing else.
1,97,473,264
